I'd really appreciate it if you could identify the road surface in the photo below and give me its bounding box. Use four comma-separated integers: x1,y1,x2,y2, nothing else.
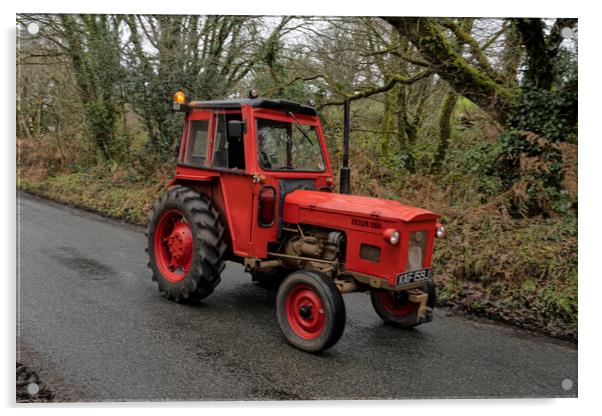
16,192,578,401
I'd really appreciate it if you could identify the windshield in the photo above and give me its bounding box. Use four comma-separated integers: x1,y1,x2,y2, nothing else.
256,118,325,172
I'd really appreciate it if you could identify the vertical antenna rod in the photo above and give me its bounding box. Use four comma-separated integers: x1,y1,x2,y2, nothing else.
340,98,351,194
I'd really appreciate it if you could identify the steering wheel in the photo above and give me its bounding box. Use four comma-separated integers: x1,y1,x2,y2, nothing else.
259,151,272,169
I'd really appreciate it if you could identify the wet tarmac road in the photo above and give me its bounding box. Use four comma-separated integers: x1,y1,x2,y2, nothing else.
16,192,578,401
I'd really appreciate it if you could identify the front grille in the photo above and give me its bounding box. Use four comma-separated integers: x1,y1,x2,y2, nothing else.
360,244,381,263
406,230,428,271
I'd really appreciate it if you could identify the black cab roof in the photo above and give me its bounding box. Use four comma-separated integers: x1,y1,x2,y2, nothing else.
187,98,317,116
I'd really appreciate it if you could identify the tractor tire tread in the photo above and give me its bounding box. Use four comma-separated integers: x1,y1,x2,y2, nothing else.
146,186,226,303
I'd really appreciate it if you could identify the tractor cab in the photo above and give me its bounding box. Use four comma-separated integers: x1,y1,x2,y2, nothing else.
170,92,335,260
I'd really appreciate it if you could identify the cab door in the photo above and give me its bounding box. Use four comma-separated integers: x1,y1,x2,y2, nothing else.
246,112,281,259
209,110,256,258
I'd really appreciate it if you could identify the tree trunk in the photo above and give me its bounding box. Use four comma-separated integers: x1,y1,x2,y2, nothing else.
431,89,458,174
396,84,415,173
32,97,43,137
381,84,395,156
515,18,576,91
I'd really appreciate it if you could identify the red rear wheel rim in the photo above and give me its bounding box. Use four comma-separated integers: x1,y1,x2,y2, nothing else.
154,209,193,283
378,291,416,317
285,284,325,340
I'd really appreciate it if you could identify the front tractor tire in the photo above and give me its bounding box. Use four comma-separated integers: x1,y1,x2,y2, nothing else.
276,270,346,353
370,281,436,328
146,186,226,303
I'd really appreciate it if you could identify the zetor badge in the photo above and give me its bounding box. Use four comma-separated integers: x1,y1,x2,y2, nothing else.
146,90,445,353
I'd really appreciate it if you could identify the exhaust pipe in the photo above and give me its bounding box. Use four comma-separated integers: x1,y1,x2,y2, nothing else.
340,98,351,194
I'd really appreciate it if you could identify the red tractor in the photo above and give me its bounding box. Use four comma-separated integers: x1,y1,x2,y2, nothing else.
146,90,445,352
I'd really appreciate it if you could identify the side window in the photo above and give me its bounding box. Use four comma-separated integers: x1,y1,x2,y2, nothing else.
212,112,246,171
211,113,228,168
183,120,209,166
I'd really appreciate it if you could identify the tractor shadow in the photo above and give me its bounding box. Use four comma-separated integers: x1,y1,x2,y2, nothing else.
157,272,435,363
213,281,278,313
165,279,278,325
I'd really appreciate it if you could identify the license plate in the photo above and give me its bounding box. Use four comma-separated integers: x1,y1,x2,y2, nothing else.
396,268,432,286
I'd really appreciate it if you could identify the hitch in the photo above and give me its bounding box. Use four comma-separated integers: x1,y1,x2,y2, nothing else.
408,289,429,319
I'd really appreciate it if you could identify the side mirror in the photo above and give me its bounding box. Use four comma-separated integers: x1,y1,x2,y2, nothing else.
228,120,246,139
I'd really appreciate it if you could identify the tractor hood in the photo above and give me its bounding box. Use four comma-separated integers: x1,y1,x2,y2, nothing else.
282,190,437,225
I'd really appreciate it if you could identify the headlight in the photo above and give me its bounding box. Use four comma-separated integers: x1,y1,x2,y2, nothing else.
436,224,446,238
383,228,400,245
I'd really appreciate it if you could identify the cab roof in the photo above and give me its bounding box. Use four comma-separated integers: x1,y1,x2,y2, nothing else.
187,97,317,116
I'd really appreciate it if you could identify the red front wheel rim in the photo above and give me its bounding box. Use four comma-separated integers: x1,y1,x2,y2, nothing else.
378,291,416,317
285,285,326,340
153,209,193,283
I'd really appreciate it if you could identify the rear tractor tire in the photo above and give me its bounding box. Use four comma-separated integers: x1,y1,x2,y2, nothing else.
276,270,346,353
370,281,436,328
146,186,226,302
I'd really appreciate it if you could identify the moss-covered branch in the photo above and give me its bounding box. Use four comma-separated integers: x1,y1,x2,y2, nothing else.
382,17,516,124
440,18,500,81
320,69,432,107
